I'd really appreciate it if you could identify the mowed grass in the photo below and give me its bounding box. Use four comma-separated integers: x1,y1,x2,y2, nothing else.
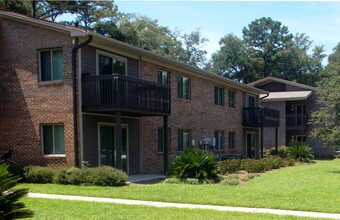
23,198,314,220
20,160,340,213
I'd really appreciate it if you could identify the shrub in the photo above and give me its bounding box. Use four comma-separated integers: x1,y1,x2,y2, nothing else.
218,157,294,174
25,166,56,184
264,146,289,158
220,179,240,186
0,164,34,219
171,148,218,182
218,159,241,174
56,166,127,186
288,142,314,162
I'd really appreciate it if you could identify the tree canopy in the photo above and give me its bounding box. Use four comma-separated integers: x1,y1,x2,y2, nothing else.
310,43,340,147
209,17,325,85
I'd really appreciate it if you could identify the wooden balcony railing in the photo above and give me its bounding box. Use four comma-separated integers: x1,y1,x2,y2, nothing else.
286,114,308,130
243,107,280,127
82,74,171,116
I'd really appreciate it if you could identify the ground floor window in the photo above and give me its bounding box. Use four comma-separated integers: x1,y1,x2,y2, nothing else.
42,124,65,155
178,130,190,151
290,135,307,143
228,131,236,149
214,131,224,150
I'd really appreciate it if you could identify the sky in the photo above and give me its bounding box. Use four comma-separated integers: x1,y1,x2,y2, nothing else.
114,1,340,62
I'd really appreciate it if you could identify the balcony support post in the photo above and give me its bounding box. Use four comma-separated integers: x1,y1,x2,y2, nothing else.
260,125,264,159
114,112,123,170
163,116,169,175
275,126,278,155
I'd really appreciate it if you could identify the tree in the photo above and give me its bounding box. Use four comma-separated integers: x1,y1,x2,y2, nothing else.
180,30,208,68
209,17,325,85
69,0,116,30
95,13,208,67
209,34,247,82
0,0,72,21
310,43,340,147
242,17,293,79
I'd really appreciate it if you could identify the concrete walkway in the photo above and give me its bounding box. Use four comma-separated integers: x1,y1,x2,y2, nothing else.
28,193,340,219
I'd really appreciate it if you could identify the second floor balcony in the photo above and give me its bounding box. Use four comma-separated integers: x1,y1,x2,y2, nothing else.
82,74,171,116
243,107,280,127
286,114,308,130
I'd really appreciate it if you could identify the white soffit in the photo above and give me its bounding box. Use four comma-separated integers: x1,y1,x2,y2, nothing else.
260,91,312,102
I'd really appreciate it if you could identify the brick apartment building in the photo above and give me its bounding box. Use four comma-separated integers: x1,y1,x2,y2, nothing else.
249,77,333,156
0,10,280,174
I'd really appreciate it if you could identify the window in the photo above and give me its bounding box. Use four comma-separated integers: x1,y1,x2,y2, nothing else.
228,90,236,108
98,52,126,75
177,76,190,99
215,131,224,150
157,70,169,85
228,131,236,149
42,124,65,155
214,87,224,106
178,130,190,151
40,49,63,81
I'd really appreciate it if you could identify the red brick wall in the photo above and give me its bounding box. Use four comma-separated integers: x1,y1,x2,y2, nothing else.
140,61,245,173
0,18,75,167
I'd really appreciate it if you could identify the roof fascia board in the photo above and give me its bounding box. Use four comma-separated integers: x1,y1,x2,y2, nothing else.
248,77,316,91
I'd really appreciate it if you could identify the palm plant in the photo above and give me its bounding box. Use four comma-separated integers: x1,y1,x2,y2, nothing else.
288,142,314,163
0,164,34,219
171,148,218,182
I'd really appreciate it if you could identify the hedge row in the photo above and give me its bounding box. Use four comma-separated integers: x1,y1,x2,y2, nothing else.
25,166,127,186
218,156,295,174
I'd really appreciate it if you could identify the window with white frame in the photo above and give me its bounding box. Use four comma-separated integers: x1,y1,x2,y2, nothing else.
214,86,224,106
215,130,224,150
228,90,236,108
97,51,126,75
39,49,63,81
177,76,190,99
178,130,190,151
42,124,65,155
228,131,236,149
157,70,169,85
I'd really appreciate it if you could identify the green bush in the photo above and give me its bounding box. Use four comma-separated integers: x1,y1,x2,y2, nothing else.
264,146,289,158
0,164,34,219
55,166,127,186
171,148,218,182
218,157,294,174
288,142,314,162
25,166,56,183
218,159,241,174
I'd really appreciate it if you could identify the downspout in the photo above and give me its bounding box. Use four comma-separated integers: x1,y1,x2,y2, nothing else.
72,35,93,167
259,93,269,159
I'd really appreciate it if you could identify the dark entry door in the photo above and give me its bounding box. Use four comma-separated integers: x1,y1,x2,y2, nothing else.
246,132,256,159
99,125,127,172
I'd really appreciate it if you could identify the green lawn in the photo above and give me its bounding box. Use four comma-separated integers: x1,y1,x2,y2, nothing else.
20,160,340,213
23,198,314,220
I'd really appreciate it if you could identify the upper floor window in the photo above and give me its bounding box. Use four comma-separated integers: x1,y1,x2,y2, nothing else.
97,51,126,75
42,124,65,155
215,130,224,150
40,49,63,81
228,90,236,108
178,129,190,151
245,94,255,108
214,86,224,106
157,70,169,85
177,76,190,99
